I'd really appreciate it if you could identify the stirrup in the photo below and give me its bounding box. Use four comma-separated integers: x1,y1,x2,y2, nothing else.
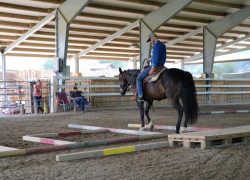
136,96,144,102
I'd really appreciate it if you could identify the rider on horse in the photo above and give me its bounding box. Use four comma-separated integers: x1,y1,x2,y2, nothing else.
136,32,166,102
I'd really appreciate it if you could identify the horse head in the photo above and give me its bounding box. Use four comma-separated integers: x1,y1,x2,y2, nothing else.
118,67,139,96
118,67,129,95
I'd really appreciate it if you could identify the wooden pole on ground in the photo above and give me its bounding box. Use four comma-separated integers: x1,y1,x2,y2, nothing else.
56,141,169,162
68,124,163,135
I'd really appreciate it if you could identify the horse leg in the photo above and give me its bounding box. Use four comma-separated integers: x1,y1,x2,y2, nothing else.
173,98,183,134
182,118,188,133
145,101,154,131
137,101,145,131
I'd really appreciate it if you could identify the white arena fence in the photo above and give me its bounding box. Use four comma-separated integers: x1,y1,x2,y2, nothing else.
50,76,250,113
0,77,250,115
0,80,50,115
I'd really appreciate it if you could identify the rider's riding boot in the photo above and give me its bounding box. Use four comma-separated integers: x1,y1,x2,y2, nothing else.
136,96,144,102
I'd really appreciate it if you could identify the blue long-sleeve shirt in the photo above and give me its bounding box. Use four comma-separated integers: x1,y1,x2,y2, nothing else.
151,40,166,67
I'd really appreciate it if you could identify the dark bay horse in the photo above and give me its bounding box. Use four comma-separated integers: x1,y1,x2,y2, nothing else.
118,67,199,133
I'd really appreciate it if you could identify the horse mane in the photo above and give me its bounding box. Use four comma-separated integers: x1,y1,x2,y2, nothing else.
126,69,140,75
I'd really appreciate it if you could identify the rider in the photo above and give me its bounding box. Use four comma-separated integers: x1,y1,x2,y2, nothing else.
136,32,166,102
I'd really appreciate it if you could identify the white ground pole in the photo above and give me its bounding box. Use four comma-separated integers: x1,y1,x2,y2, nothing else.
56,141,169,162
68,124,163,136
0,145,18,152
22,135,76,145
128,124,218,132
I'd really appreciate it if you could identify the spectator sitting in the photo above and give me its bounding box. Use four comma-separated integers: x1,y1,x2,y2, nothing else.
70,86,90,112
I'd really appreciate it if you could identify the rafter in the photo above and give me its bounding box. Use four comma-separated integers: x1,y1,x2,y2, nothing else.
0,0,249,61
194,0,244,9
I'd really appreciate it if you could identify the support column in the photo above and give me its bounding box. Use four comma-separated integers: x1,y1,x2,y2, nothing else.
56,10,69,77
50,76,58,113
203,27,216,78
1,54,7,102
203,5,250,77
132,57,137,69
139,21,152,68
56,0,91,76
139,0,192,67
181,60,184,70
74,54,79,76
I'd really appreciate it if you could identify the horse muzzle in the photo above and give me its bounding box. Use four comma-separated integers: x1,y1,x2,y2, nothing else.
120,88,125,96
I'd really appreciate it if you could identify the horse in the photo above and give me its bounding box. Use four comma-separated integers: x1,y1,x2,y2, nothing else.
118,67,199,133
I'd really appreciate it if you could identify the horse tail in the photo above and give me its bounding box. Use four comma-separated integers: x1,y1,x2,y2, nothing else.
181,71,199,124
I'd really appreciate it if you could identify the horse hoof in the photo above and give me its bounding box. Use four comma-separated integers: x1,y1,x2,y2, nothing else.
139,127,145,131
149,125,154,131
180,127,187,133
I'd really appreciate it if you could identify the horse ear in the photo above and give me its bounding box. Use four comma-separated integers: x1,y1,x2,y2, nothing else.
119,67,122,73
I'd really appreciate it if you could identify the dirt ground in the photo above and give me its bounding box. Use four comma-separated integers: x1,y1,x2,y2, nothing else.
0,105,250,180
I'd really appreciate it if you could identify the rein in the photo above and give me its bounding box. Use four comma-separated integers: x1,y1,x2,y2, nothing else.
122,70,138,93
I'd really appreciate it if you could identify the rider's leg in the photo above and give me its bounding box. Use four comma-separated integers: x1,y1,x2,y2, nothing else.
136,66,151,98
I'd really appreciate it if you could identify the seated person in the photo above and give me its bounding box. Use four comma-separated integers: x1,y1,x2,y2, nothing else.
70,86,90,112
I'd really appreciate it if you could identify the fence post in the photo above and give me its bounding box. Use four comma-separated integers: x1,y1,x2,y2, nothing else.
50,76,58,113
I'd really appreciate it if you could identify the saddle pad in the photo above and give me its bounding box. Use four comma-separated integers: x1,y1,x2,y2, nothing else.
144,67,167,83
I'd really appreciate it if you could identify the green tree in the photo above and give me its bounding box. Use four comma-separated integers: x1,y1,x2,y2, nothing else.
222,62,235,74
213,65,223,78
99,60,127,69
42,60,54,70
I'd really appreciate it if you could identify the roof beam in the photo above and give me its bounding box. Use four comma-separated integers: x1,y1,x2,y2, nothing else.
186,46,250,65
56,0,91,76
0,2,51,14
18,41,199,54
185,33,250,62
88,4,146,16
186,58,250,65
194,0,244,9
1,9,247,37
78,21,139,57
166,27,203,47
140,0,192,66
0,18,246,39
0,2,236,26
0,1,247,28
4,36,236,48
3,11,56,54
203,5,250,77
6,53,54,58
79,56,129,61
58,0,91,24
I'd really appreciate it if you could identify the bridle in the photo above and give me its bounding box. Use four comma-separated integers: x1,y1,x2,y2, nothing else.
120,70,138,94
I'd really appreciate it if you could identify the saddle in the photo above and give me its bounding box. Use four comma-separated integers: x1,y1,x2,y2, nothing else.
143,66,167,83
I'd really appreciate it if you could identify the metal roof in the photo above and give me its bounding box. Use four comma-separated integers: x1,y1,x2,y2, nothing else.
0,0,250,63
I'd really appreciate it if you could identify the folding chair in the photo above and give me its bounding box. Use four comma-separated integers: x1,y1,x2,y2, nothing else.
56,92,74,112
